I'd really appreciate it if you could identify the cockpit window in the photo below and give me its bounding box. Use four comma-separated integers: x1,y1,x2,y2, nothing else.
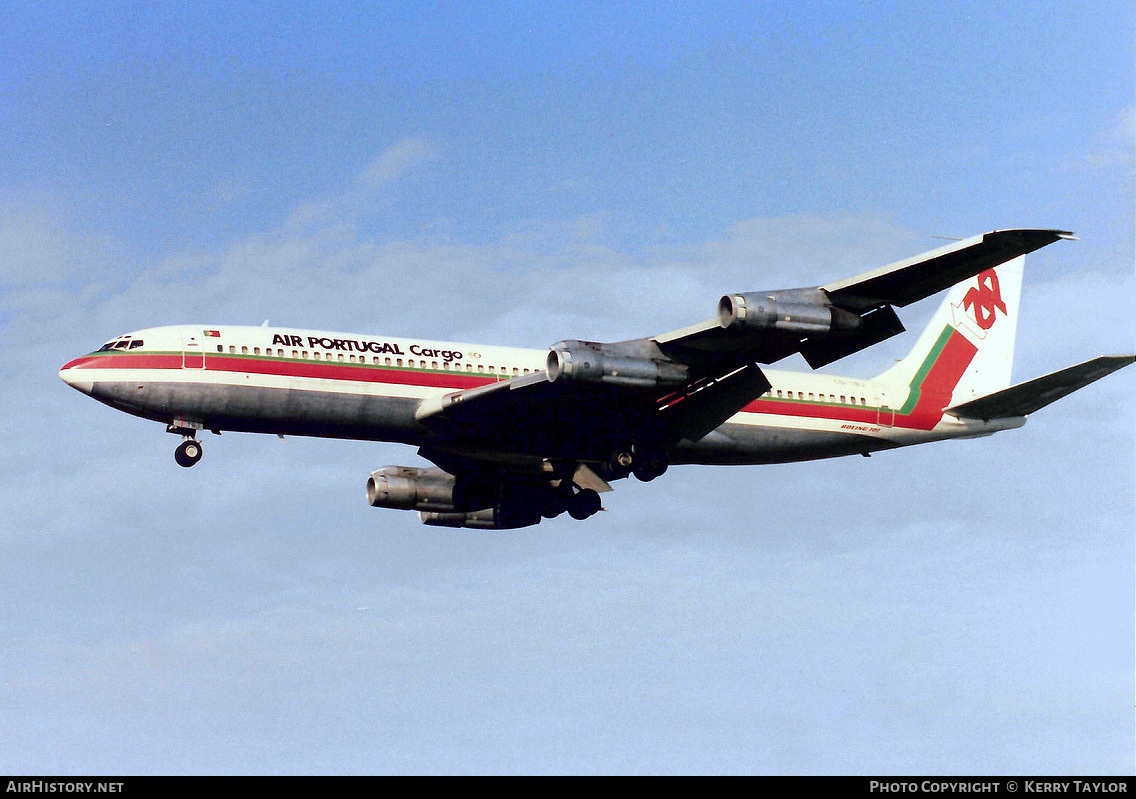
98,336,142,351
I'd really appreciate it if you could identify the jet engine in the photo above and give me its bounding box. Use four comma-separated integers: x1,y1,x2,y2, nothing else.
717,289,861,335
419,503,542,530
368,467,601,530
366,465,458,512
546,340,688,389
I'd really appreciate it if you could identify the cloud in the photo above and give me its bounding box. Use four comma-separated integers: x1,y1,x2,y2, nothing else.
1065,106,1136,172
358,137,437,191
280,138,438,232
4,165,1132,774
0,195,92,288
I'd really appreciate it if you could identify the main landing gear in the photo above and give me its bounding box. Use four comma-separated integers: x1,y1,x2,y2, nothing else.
566,488,602,521
536,484,602,522
606,447,669,483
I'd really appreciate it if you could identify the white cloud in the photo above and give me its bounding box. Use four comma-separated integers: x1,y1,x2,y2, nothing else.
0,197,84,288
1066,106,1136,172
358,137,437,190
4,166,1132,775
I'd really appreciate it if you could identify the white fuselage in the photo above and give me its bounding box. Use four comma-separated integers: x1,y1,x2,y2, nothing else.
59,323,1022,467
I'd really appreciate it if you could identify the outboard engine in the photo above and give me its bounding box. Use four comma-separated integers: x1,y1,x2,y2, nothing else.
717,288,861,335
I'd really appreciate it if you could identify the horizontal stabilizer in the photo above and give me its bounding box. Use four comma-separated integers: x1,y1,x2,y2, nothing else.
946,355,1134,420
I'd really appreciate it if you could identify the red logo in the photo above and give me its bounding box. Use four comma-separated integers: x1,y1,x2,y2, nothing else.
962,269,1007,330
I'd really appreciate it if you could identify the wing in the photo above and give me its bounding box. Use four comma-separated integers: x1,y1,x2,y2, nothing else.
414,229,1074,478
657,228,1075,368
821,228,1075,309
415,363,771,464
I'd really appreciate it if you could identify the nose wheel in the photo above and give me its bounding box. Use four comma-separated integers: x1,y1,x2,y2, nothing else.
175,438,203,468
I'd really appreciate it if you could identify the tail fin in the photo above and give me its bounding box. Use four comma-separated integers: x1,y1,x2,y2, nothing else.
876,256,1024,406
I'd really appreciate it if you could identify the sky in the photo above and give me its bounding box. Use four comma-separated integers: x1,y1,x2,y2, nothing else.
1,0,1133,775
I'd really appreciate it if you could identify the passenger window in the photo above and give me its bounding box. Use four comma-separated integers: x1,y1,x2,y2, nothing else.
292,350,298,358
431,361,438,370
242,346,248,354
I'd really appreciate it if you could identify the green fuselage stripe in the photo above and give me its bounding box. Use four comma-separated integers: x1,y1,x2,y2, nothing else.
897,326,954,414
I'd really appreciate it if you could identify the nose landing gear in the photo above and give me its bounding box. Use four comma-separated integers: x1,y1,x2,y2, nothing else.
174,437,203,468
167,419,205,468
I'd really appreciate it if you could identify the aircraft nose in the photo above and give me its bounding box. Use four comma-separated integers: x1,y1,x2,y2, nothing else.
59,360,94,395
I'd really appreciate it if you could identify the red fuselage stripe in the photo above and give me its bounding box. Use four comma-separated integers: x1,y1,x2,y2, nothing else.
61,352,500,390
739,329,978,430
63,331,980,431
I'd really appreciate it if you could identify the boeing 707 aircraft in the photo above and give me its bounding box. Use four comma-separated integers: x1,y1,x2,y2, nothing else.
59,229,1134,529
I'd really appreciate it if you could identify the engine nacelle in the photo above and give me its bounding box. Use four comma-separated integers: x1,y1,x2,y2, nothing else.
419,504,542,530
718,291,861,335
546,341,688,389
367,466,457,512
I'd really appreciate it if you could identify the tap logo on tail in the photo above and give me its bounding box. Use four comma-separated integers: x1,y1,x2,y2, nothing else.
962,269,1007,331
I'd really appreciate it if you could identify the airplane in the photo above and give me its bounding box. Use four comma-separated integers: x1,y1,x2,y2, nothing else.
59,228,1134,530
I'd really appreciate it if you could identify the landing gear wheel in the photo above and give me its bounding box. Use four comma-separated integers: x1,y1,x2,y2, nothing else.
632,457,668,482
567,488,602,521
540,485,572,519
175,438,202,468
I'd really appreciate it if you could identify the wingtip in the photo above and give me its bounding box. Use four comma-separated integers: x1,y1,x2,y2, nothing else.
985,227,1075,234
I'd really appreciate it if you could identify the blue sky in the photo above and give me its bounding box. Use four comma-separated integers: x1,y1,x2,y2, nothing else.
1,1,1133,774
